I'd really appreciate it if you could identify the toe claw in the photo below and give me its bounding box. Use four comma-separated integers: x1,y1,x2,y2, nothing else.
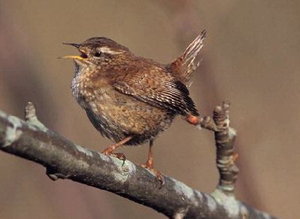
114,153,126,161
101,151,127,165
114,153,127,165
140,163,165,188
156,172,165,187
140,163,147,168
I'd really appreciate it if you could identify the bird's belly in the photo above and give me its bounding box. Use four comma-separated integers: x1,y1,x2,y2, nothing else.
86,90,175,145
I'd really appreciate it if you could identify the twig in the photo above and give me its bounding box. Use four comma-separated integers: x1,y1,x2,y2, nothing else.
0,102,277,219
212,102,239,194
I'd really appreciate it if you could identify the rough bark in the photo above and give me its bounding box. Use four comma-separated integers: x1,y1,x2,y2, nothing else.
0,102,277,219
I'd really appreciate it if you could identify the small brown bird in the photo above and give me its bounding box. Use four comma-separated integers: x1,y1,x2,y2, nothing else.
63,31,206,181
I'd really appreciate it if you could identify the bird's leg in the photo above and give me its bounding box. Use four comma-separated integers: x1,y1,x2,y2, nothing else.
142,140,154,168
185,114,200,125
102,136,132,162
141,140,164,185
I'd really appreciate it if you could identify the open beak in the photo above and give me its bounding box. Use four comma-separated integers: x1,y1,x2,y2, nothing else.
60,55,85,61
62,42,80,48
60,42,87,61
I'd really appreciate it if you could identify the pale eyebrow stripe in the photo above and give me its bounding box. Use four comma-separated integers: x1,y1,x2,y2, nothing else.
99,47,123,54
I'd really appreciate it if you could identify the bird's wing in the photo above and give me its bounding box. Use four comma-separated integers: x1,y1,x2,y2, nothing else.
167,30,206,83
113,66,199,116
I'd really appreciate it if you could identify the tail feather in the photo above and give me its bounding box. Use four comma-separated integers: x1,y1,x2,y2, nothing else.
167,30,206,83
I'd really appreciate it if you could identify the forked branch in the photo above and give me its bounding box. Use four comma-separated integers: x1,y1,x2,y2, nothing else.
0,102,276,219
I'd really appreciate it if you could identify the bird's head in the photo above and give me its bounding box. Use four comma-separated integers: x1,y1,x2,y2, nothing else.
62,37,131,68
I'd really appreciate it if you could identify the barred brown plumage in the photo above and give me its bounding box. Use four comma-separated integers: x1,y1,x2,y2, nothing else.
63,31,206,183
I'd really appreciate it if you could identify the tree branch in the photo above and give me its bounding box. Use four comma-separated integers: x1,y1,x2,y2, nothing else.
0,102,276,219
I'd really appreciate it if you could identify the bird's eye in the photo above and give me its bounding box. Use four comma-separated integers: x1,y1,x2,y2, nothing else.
94,52,102,57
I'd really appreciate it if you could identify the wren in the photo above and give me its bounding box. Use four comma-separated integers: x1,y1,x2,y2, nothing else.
63,31,206,181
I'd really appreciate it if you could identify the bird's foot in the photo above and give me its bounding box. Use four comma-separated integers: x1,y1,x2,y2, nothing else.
141,161,165,186
231,152,239,163
185,114,200,125
101,137,132,165
102,148,126,165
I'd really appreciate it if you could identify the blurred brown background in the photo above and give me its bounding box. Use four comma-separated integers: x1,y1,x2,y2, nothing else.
0,0,299,218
